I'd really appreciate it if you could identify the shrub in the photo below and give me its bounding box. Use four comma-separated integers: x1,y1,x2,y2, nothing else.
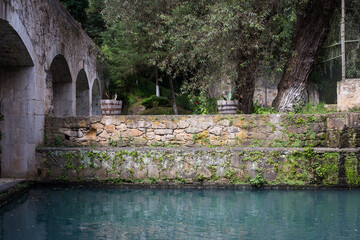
141,95,169,109
250,173,267,188
176,95,193,111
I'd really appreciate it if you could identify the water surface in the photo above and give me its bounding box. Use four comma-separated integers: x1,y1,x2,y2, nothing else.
0,187,359,239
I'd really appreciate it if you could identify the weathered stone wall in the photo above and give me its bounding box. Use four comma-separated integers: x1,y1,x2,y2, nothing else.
36,147,360,187
45,113,360,149
0,0,104,178
337,79,360,112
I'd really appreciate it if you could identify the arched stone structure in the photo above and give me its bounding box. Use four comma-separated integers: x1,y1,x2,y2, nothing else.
0,0,106,179
47,55,73,117
0,19,35,178
91,79,102,115
76,70,90,116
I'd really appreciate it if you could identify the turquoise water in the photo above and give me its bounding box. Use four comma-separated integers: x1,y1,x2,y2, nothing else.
0,187,360,240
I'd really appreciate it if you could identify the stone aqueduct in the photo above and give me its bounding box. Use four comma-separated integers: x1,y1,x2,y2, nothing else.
0,0,105,178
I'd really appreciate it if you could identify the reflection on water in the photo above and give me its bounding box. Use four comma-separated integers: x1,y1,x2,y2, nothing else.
0,187,360,240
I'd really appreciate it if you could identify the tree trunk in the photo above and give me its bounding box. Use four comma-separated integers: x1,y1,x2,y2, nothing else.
155,65,160,97
272,0,337,112
235,52,257,114
169,78,178,115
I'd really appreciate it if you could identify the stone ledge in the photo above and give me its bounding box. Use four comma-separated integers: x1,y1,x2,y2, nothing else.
35,181,359,189
36,146,360,153
0,179,29,207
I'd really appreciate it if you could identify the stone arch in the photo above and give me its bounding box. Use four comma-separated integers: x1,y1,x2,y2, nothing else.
0,19,33,66
0,19,35,178
76,69,90,116
91,79,102,115
47,54,73,117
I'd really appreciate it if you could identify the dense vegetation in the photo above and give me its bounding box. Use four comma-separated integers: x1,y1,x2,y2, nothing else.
60,0,338,114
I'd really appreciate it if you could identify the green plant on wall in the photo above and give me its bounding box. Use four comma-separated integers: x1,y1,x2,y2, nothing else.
55,136,63,147
250,173,267,188
345,153,359,187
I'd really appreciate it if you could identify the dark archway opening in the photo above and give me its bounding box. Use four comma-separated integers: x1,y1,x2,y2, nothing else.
91,79,101,115
48,55,73,116
0,19,34,178
76,70,90,116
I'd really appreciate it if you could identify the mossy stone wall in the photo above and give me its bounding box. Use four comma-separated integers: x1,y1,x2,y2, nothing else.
36,147,360,187
45,113,360,148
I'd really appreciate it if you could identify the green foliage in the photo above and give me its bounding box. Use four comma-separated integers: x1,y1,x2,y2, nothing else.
158,0,295,102
55,136,63,147
250,173,267,188
190,95,217,115
141,95,169,109
345,153,360,187
102,0,178,107
253,101,277,114
85,0,107,46
225,169,236,180
108,137,117,147
294,102,334,114
175,95,193,111
59,0,89,27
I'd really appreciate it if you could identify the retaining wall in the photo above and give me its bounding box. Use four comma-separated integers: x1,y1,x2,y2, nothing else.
36,147,360,187
45,113,360,148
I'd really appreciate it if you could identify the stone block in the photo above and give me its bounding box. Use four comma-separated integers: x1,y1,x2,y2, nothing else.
95,169,108,180
208,127,222,136
116,124,127,131
134,169,147,179
185,127,201,134
133,137,147,146
91,123,103,129
269,114,281,124
78,169,96,178
146,132,156,140
105,125,115,133
346,113,360,128
85,129,97,140
178,120,190,128
165,135,175,140
148,164,159,178
196,166,212,178
232,118,245,127
79,120,88,128
226,140,237,146
327,118,345,130
152,121,166,129
128,129,143,137
166,121,178,129
288,126,307,134
154,129,173,135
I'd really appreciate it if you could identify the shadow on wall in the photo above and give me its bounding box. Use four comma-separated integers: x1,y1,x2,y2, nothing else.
0,19,35,178
92,79,101,115
47,54,73,117
76,69,90,116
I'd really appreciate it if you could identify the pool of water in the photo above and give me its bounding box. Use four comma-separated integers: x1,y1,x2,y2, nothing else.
0,187,359,240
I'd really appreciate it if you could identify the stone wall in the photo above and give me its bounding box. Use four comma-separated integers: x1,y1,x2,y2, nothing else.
36,147,359,187
45,113,360,149
0,0,104,178
337,79,360,111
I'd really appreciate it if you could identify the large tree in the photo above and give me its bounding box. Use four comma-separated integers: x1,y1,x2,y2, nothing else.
159,0,294,113
102,0,181,114
272,0,337,112
85,0,107,46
